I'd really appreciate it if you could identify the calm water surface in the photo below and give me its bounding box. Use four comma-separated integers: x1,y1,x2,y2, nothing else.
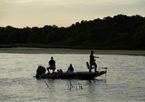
0,53,145,102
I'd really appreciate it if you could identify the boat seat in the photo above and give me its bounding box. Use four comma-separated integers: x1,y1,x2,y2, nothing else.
86,62,94,69
86,62,89,69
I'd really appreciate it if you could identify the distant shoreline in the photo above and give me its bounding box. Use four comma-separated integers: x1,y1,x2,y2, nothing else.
0,48,145,56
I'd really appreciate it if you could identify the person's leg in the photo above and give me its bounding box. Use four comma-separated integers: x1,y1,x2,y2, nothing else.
53,69,55,72
94,63,97,72
47,67,50,73
52,66,56,72
90,63,92,73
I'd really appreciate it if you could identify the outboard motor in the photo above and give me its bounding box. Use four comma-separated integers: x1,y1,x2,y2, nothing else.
36,66,46,78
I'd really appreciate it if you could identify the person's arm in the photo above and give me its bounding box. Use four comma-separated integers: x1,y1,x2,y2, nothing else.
49,61,51,66
94,55,99,58
54,61,55,66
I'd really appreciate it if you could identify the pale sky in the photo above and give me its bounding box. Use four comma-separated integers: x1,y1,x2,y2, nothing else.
0,0,145,28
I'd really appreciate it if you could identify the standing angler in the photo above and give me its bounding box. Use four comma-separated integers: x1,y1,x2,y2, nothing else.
90,51,99,72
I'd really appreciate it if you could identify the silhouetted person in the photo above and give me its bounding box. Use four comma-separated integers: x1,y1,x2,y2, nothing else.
67,64,74,72
47,57,56,73
90,51,99,72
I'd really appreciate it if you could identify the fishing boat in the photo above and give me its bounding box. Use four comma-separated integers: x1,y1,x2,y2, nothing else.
35,62,107,79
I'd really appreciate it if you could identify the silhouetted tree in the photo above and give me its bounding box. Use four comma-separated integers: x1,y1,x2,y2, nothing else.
0,14,145,49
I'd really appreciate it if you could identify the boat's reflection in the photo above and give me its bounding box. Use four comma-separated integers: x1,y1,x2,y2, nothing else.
43,78,106,91
86,78,106,83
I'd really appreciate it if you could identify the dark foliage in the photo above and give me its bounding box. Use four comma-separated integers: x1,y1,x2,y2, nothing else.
0,14,145,49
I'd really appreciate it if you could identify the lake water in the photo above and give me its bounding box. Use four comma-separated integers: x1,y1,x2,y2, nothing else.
0,53,145,102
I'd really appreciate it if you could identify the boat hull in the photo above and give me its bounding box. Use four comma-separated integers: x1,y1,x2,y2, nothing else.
39,71,107,79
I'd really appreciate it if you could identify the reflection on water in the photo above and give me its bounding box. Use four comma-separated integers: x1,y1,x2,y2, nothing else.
0,54,145,102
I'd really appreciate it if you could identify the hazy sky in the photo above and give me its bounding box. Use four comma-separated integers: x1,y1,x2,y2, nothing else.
0,0,145,28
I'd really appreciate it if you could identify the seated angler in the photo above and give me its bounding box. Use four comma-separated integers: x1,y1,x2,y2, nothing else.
67,64,74,72
47,57,56,73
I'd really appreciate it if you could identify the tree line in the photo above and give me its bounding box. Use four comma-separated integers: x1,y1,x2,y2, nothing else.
0,14,145,49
